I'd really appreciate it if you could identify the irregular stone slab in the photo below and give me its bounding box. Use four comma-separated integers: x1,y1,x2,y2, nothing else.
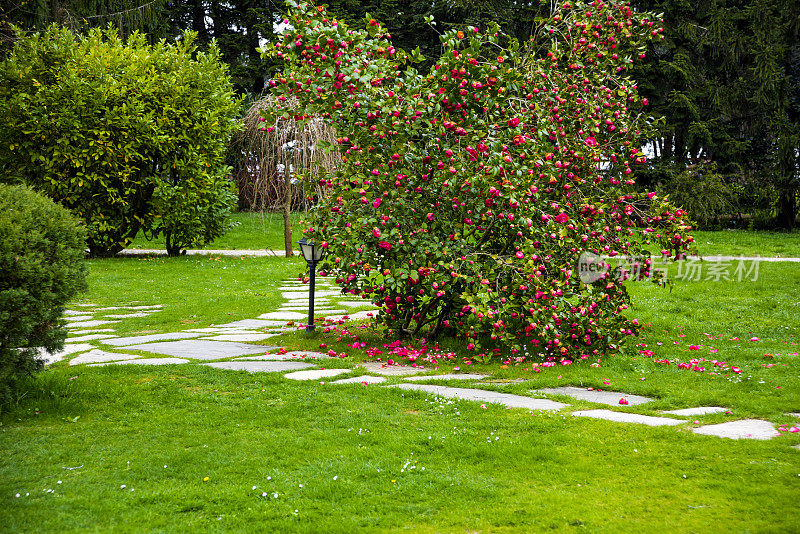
200,333,280,342
572,410,683,427
215,319,289,328
119,340,272,360
663,407,729,416
69,328,116,335
104,332,202,346
359,362,427,376
185,327,263,334
66,320,119,328
90,358,189,367
234,350,332,361
281,290,342,299
284,369,351,381
403,374,489,382
794,444,800,451
325,310,377,321
70,350,140,366
787,412,800,419
65,334,117,343
532,386,653,406
259,311,310,321
338,301,376,308
390,384,568,411
202,361,315,373
63,315,94,322
63,310,89,316
103,312,153,319
332,375,387,385
71,303,97,307
692,419,781,440
127,305,162,310
35,343,94,365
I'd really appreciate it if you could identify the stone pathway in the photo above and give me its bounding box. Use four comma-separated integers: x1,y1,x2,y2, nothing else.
38,277,800,449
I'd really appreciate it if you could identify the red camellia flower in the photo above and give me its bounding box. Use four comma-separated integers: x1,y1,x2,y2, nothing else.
508,117,520,128
555,213,569,224
378,241,393,250
584,136,597,147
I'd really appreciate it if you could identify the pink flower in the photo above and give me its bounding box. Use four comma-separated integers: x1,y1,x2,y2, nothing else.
480,404,487,409
508,117,520,128
555,213,569,224
373,198,381,208
427,213,435,222
789,427,800,433
619,398,629,405
516,251,525,259
732,367,741,374
378,241,393,250
372,227,381,238
750,337,759,342
584,136,597,147
688,345,701,350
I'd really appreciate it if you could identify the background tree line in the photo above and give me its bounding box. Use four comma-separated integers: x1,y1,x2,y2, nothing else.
1,0,797,229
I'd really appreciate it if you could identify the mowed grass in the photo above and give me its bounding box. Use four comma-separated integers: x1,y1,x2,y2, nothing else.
128,211,306,252
1,243,800,531
692,229,800,258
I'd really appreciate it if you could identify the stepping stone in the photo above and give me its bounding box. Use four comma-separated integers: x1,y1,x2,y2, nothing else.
35,343,95,365
127,305,162,310
787,412,800,419
67,320,119,328
65,334,118,342
201,361,315,373
103,312,153,319
185,327,263,334
794,444,800,451
332,375,387,385
284,368,351,381
390,384,568,411
234,351,332,361
69,328,116,335
70,350,140,366
118,340,273,360
104,332,201,346
89,358,189,367
359,362,427,376
282,290,342,299
325,310,377,321
663,407,729,416
338,301,376,308
71,303,97,307
63,315,94,322
572,410,683,427
692,419,781,440
200,333,280,342
225,313,296,328
63,310,89,316
532,386,654,406
260,311,309,321
404,374,489,382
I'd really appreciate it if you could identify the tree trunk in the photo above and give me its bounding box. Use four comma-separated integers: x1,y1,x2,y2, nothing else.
165,230,181,257
283,170,294,257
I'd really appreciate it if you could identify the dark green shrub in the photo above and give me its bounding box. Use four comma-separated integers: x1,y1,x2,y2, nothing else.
0,184,87,408
656,162,736,229
0,25,241,256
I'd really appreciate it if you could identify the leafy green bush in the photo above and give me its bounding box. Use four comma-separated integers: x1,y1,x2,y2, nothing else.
0,25,240,256
0,184,87,408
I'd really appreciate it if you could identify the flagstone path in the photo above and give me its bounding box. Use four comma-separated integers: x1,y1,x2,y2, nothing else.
37,276,800,448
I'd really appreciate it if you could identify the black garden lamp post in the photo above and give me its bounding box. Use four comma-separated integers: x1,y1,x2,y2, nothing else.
298,237,325,332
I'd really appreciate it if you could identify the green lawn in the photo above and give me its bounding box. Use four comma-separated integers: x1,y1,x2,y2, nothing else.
1,254,799,532
692,229,800,258
127,211,306,252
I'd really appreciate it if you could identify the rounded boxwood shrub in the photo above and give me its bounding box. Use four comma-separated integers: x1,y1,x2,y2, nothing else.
0,184,87,407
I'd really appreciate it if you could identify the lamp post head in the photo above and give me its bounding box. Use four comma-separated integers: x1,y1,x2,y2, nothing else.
298,237,324,266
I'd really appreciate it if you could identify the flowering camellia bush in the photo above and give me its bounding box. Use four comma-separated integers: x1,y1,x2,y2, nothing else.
263,0,695,363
